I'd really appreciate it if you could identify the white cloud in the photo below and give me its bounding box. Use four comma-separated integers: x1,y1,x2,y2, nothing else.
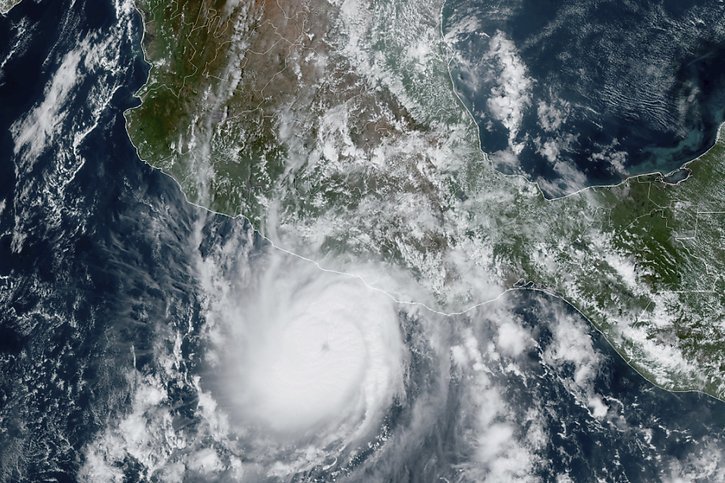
497,320,532,357
537,99,569,132
665,439,725,482
540,301,613,420
11,41,85,162
452,325,543,481
484,32,533,152
589,139,629,176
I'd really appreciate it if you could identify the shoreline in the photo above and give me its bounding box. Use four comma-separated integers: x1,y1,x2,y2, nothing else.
438,3,725,202
120,0,724,403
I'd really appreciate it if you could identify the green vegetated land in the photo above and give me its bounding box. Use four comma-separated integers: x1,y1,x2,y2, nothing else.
548,141,723,395
127,0,290,218
127,0,724,398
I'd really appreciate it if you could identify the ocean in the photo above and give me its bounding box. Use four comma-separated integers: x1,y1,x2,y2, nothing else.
0,0,722,480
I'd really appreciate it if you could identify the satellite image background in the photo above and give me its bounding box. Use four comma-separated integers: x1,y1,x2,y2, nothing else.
0,0,723,481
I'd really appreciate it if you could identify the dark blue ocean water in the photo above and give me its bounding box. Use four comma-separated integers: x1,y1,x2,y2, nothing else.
502,292,724,481
0,0,722,481
0,0,205,479
443,0,725,195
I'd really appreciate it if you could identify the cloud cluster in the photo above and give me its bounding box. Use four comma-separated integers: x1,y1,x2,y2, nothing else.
207,250,406,442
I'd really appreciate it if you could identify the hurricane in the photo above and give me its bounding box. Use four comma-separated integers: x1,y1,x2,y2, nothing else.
202,246,407,449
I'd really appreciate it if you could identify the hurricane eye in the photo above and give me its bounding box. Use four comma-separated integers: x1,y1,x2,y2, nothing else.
207,254,406,452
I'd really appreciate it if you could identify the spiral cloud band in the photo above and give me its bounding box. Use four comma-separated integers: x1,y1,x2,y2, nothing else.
208,251,407,448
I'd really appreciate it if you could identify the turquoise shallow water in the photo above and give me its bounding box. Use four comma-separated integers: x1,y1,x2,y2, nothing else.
443,0,725,195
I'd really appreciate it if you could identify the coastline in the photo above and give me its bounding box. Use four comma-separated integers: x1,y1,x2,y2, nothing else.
438,2,725,202
123,0,724,402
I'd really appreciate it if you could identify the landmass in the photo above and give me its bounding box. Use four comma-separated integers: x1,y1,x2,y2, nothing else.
126,0,723,398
